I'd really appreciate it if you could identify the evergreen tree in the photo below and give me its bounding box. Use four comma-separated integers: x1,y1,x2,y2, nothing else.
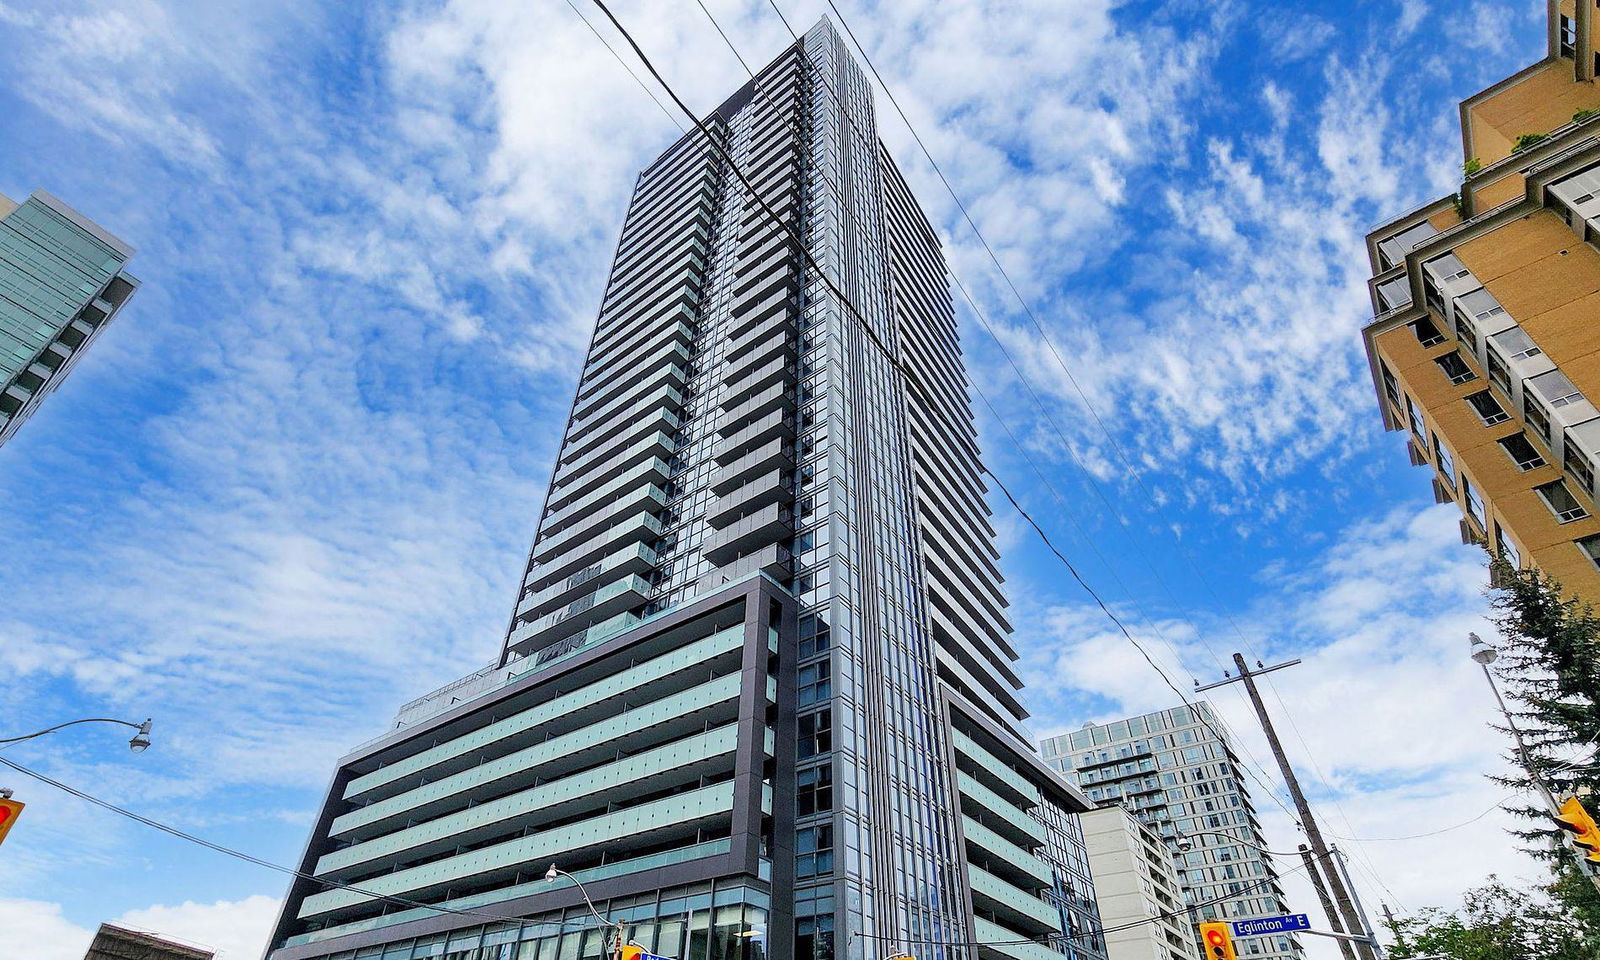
1484,559,1600,857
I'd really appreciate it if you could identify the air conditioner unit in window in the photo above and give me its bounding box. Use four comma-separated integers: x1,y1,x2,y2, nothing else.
1460,518,1484,546
1432,478,1454,504
1489,563,1514,588
1408,440,1429,466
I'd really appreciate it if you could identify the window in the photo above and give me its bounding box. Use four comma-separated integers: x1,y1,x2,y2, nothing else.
1455,312,1480,352
1410,315,1445,348
1561,13,1577,58
1537,480,1589,523
1380,362,1401,406
1568,448,1596,495
798,614,831,659
1576,534,1600,570
1530,370,1585,409
1493,326,1542,362
798,709,832,758
1466,390,1510,425
796,824,834,878
1495,523,1521,568
1463,475,1486,526
1526,398,1553,444
797,764,833,816
1459,288,1507,325
1376,275,1412,310
1486,349,1512,392
1499,433,1546,471
1435,351,1477,385
1406,396,1426,437
798,661,831,706
1433,434,1457,486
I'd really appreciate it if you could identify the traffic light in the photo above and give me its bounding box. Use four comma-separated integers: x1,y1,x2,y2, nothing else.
0,797,24,848
1198,922,1237,960
1553,795,1600,863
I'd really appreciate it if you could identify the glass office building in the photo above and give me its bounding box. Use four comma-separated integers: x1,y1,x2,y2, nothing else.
0,189,137,448
1042,706,1301,960
268,20,1104,960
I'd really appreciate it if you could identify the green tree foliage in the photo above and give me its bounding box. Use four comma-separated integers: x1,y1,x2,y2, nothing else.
1485,561,1600,854
1384,877,1593,960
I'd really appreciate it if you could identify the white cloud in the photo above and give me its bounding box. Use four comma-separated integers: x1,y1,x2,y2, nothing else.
1016,502,1542,954
0,894,279,960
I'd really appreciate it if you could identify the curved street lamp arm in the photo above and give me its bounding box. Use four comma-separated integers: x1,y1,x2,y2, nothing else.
548,866,613,929
0,718,148,745
1177,829,1305,857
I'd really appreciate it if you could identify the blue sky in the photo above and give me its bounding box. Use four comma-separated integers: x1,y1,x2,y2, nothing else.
0,1,1555,956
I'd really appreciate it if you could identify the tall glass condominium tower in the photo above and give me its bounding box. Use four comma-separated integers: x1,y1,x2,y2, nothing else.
268,21,1104,960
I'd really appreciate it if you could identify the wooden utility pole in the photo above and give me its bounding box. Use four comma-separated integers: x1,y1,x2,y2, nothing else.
1298,843,1355,960
1196,653,1379,960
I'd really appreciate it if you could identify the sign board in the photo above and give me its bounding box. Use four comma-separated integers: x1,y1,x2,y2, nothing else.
0,797,23,847
1231,914,1310,938
620,947,674,960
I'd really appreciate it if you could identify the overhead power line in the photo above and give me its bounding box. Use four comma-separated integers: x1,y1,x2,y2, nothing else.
0,756,603,933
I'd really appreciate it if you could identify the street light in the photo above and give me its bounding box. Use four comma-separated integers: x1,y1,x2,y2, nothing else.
546,863,629,960
0,717,153,754
1469,633,1600,894
1175,830,1302,857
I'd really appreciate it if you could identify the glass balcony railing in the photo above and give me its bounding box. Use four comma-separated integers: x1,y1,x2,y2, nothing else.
962,816,1052,889
973,918,1061,960
958,772,1046,846
301,781,739,919
968,865,1061,932
953,730,1041,807
344,625,746,799
282,839,735,947
320,722,744,875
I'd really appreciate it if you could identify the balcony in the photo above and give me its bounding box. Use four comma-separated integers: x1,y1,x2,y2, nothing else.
569,359,687,432
726,283,795,342
724,311,795,365
531,483,666,564
952,730,1041,808
968,866,1060,935
973,918,1061,960
558,396,682,469
344,624,748,801
957,771,1047,848
526,510,664,589
581,317,695,387
721,354,791,408
540,460,670,538
506,574,652,653
714,409,796,465
518,542,657,620
703,502,794,565
507,604,643,661
707,470,793,529
698,542,792,592
566,381,685,450
577,338,690,407
301,781,740,920
549,431,676,510
963,816,1052,890
320,721,748,877
711,437,793,495
717,382,797,437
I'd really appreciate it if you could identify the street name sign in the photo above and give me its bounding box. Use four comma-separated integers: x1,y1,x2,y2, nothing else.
1230,914,1310,937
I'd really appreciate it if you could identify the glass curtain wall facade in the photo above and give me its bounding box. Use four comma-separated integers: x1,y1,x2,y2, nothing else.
1041,706,1301,960
267,20,1102,960
0,189,137,448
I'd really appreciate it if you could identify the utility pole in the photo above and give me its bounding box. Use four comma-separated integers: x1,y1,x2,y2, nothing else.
1197,654,1379,960
1298,843,1355,960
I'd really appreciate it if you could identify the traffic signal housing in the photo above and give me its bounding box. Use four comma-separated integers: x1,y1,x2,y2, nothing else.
0,797,24,848
1198,921,1238,960
1554,795,1600,863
